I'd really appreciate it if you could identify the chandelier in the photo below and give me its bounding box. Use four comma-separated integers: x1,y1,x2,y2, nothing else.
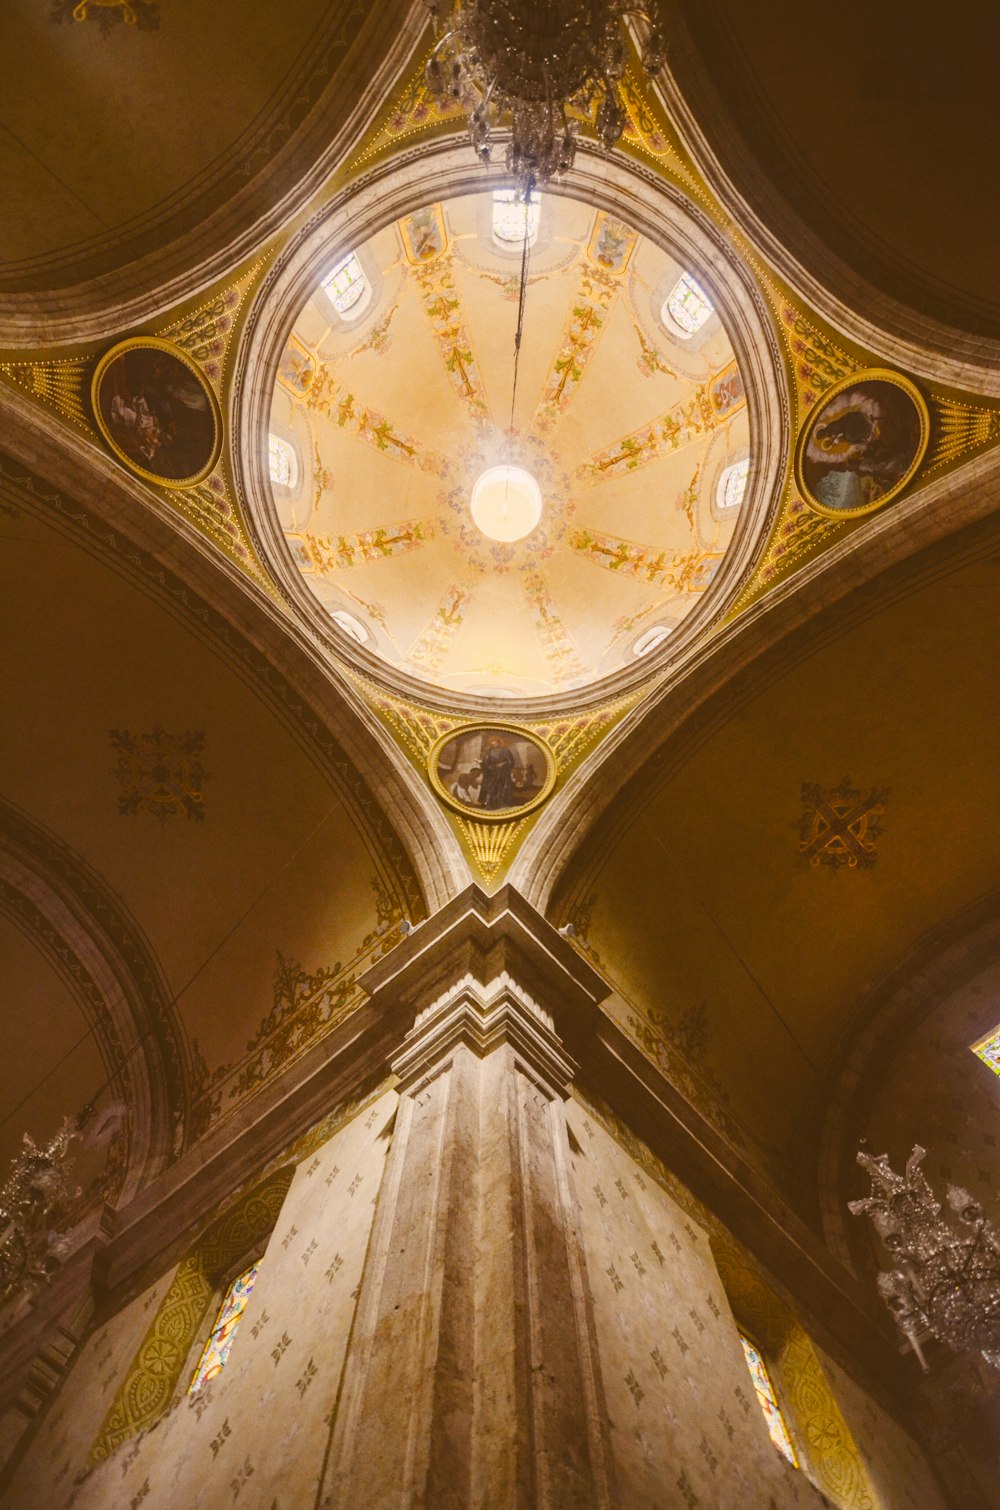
425,0,666,197
0,1119,80,1309
849,1144,1000,1371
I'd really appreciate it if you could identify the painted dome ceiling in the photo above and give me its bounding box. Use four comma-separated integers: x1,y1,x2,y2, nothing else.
269,191,751,696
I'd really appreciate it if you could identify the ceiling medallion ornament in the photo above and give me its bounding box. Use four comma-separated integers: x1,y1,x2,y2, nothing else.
429,723,557,820
849,1144,1000,1371
425,0,666,197
795,369,929,520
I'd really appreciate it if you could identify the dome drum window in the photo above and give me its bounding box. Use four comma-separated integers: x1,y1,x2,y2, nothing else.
662,272,714,338
632,624,672,657
268,434,298,491
492,190,540,246
717,457,749,511
323,252,372,318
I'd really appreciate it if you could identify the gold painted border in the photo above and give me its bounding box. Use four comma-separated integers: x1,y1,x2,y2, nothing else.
90,336,223,490
794,367,929,520
428,722,557,823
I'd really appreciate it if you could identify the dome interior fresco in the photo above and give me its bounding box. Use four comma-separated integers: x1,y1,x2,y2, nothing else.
269,191,751,697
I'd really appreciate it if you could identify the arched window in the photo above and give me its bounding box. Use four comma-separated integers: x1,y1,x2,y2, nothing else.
188,1260,260,1393
492,189,539,246
662,272,714,338
268,434,298,491
632,624,671,658
330,608,369,644
738,1331,798,1467
323,252,371,317
717,457,749,512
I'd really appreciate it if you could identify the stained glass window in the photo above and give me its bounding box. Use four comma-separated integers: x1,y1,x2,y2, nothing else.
738,1332,798,1467
188,1262,259,1393
662,272,714,337
323,252,369,315
973,1027,1000,1075
717,457,749,511
493,190,539,245
268,434,297,490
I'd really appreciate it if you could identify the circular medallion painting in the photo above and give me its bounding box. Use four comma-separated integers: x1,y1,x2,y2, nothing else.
430,724,556,820
796,369,928,519
92,338,222,487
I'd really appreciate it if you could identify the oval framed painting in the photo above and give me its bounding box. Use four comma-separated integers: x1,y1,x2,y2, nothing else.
795,369,929,519
429,723,557,821
91,338,223,488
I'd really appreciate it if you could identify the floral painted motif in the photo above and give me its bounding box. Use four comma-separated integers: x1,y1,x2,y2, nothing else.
288,520,437,575
412,253,491,423
406,581,477,674
522,573,588,685
569,529,720,593
577,386,719,480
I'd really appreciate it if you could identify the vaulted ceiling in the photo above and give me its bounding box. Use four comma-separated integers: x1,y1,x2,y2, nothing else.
668,0,1000,356
0,2,998,1296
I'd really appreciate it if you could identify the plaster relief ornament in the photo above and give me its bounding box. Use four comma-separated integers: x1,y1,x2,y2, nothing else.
795,369,928,519
50,0,160,33
92,338,222,487
795,777,888,870
430,723,556,819
425,0,667,198
110,725,208,821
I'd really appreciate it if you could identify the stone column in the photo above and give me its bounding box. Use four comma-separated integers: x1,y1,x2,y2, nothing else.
320,964,615,1510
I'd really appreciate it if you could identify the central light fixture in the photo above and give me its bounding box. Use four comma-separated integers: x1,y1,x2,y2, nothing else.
470,464,542,542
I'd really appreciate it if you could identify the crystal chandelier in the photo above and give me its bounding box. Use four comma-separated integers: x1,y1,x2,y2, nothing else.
849,1144,1000,1371
425,0,666,198
0,1119,80,1308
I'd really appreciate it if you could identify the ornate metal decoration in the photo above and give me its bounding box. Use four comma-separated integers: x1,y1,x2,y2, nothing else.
425,0,666,196
849,1145,1000,1370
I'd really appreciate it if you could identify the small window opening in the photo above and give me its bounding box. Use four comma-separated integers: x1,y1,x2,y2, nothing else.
662,272,714,338
738,1331,798,1467
323,253,370,317
492,190,540,246
188,1261,260,1394
632,624,671,658
717,457,749,511
268,434,298,491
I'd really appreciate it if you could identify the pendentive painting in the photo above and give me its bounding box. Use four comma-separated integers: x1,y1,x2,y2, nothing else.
796,369,928,518
92,338,222,488
430,724,556,820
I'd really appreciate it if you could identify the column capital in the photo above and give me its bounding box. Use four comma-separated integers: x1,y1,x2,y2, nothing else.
358,882,612,1027
391,969,577,1097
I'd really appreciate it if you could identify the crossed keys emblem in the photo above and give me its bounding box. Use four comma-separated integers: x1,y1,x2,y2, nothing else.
795,778,889,870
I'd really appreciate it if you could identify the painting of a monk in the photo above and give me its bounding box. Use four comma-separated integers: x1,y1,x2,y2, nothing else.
479,736,516,809
433,725,552,817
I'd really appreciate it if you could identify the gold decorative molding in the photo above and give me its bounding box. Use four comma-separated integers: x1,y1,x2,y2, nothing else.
87,1165,294,1466
456,817,527,886
347,673,644,886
